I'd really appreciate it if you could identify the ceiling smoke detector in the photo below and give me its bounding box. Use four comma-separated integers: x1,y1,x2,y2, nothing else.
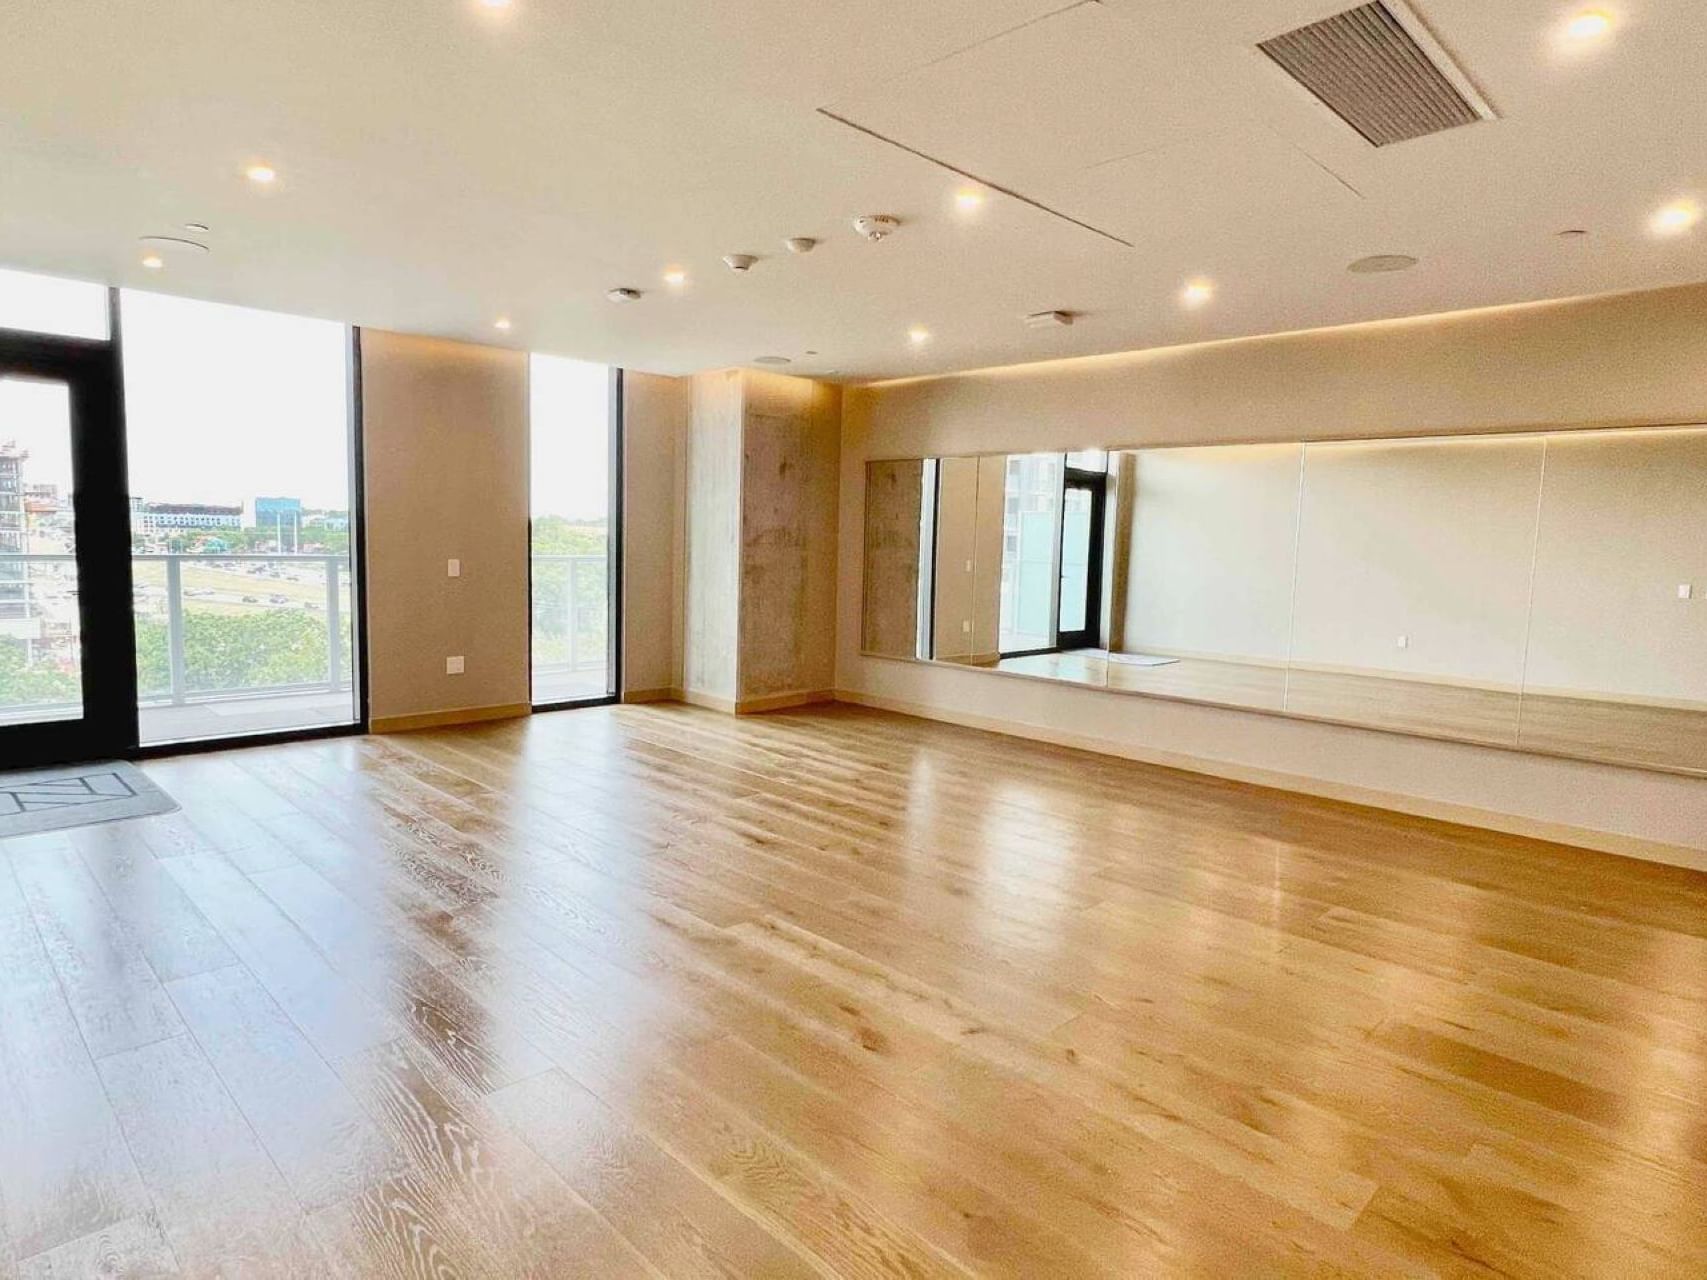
1024,310,1075,329
722,253,758,272
784,237,817,254
852,214,901,242
605,287,642,302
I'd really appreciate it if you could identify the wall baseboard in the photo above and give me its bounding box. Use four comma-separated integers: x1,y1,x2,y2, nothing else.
370,702,531,734
675,687,737,714
735,688,835,715
833,688,1707,874
621,687,675,705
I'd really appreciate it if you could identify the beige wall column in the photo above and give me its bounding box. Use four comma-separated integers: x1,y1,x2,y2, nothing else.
360,329,530,732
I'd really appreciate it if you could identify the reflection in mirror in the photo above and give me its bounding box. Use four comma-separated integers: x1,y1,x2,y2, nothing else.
860,458,923,659
860,426,1707,775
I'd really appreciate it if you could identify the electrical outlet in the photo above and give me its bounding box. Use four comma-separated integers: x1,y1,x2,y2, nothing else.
447,558,461,578
962,619,971,634
445,656,465,675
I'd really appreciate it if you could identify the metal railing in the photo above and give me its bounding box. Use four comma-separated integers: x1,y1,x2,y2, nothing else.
131,553,352,706
530,553,608,675
0,550,606,717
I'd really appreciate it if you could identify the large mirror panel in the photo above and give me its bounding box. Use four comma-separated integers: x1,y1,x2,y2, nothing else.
861,425,1707,775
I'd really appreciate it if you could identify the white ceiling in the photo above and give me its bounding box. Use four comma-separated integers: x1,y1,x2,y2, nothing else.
2,0,1704,381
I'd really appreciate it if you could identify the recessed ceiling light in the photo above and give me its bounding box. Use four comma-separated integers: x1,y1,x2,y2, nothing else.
908,326,931,345
1180,279,1214,307
662,268,686,287
753,356,792,366
606,287,642,303
244,163,277,185
183,222,210,234
478,0,512,8
1650,198,1702,236
1562,9,1614,43
493,317,513,331
1348,253,1419,273
1556,228,1590,240
954,188,986,213
141,254,164,271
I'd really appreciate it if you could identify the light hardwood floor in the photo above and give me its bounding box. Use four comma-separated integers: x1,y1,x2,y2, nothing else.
3,703,1706,1277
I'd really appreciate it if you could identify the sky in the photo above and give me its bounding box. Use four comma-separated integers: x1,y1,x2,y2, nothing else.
1,267,613,520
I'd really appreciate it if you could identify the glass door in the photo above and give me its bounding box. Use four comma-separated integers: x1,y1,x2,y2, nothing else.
0,329,136,767
1056,468,1106,651
529,355,619,708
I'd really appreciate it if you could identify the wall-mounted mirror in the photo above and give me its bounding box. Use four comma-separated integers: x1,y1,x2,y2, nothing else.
861,426,1707,775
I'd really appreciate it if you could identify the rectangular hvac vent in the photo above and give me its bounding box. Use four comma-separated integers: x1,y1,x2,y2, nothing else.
1258,2,1487,147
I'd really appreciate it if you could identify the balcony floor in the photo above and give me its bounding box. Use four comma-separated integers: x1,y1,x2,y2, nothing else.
138,665,610,747
140,689,358,746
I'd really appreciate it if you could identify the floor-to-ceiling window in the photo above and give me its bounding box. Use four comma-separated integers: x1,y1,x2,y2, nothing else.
529,354,617,706
120,291,359,745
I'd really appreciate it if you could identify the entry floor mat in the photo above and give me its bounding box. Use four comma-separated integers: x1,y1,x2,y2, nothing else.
0,760,177,839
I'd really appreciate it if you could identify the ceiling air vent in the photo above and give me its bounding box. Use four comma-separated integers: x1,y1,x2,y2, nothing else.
1258,1,1493,147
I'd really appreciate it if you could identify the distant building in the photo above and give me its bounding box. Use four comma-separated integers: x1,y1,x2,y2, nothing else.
0,445,26,621
245,496,303,529
133,502,243,532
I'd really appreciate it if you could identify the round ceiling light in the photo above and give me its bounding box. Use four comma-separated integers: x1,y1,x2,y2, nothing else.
753,356,792,366
1348,253,1419,274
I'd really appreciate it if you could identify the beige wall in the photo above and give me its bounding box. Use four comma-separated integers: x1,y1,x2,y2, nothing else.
1291,437,1542,687
683,370,743,702
1123,444,1301,664
361,329,530,728
621,371,688,699
837,284,1707,863
931,456,979,661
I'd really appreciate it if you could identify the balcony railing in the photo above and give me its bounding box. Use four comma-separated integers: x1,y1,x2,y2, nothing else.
530,553,609,677
131,553,354,706
0,550,609,725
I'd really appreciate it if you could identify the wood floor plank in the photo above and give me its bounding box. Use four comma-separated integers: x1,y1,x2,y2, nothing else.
166,964,404,1210
15,1211,180,1279
489,1064,822,1279
160,853,402,1062
3,703,1705,1275
331,1037,655,1279
6,835,184,1059
0,852,150,1260
95,1034,329,1277
73,831,238,983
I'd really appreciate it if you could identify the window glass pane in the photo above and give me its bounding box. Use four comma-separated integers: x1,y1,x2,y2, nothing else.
999,452,1062,653
1058,486,1093,633
120,290,356,745
0,378,83,725
0,265,110,340
530,355,613,704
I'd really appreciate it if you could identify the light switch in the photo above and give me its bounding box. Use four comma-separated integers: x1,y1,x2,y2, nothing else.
961,619,971,634
447,558,461,578
965,559,973,574
1680,584,1694,600
1396,634,1409,649
446,656,465,675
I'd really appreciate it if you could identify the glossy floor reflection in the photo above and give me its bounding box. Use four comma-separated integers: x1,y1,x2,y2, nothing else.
2,703,1705,1276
